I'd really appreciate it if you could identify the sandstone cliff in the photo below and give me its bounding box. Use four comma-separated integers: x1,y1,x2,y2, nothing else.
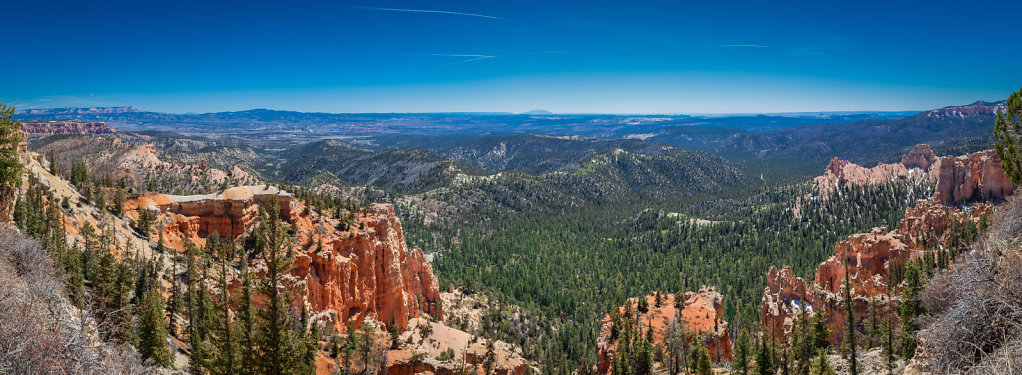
126,187,441,333
814,144,938,197
934,149,1013,204
765,148,1010,345
597,287,732,373
19,120,116,136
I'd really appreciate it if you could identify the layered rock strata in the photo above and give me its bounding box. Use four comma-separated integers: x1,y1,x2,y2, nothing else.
127,187,441,333
814,144,938,197
765,148,1011,345
934,150,1014,204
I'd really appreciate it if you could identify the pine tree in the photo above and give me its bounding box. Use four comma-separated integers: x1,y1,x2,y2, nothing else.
113,186,126,215
356,322,381,375
186,241,209,374
735,328,752,375
211,233,237,375
254,198,301,375
635,336,653,375
48,149,59,177
138,284,173,367
900,261,924,359
809,350,836,375
483,340,497,374
881,317,896,375
0,104,24,186
756,338,774,375
167,238,181,334
810,309,830,352
695,344,713,375
388,317,401,350
993,87,1022,184
235,248,257,375
844,267,858,375
868,296,879,350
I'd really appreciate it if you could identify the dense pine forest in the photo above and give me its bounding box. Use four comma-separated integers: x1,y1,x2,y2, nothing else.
433,180,932,370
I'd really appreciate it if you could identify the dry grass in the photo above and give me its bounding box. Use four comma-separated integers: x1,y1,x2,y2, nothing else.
915,194,1022,375
0,225,151,374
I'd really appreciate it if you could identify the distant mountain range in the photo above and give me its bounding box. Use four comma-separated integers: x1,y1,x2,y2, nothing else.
13,106,915,138
16,100,1006,172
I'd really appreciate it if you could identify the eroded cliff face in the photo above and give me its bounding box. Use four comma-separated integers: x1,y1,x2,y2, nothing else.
765,148,1010,346
814,144,938,197
597,287,732,374
19,120,116,136
288,203,442,333
934,150,1013,204
126,187,441,333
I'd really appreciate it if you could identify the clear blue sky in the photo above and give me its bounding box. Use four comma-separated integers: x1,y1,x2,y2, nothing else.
4,0,1021,114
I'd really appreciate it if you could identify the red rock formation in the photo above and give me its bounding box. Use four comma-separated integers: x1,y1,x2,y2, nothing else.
127,187,442,334
814,145,937,197
761,266,812,339
19,120,116,136
901,144,938,170
290,203,441,332
597,287,732,373
766,149,1008,346
898,200,994,250
934,150,1014,204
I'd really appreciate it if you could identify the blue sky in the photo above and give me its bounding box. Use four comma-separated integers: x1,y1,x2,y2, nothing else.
3,0,1021,114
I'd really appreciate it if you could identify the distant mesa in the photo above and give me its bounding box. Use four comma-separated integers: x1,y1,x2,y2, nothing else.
19,119,116,136
925,100,1006,119
522,109,554,115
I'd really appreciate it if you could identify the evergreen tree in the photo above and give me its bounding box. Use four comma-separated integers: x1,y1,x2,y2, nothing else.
185,241,209,374
756,338,774,375
0,104,24,186
356,322,381,375
695,344,713,375
809,350,836,375
810,309,831,352
254,198,302,375
114,186,126,215
138,285,173,367
483,340,497,374
635,336,653,375
844,267,858,375
211,233,238,375
48,149,59,176
993,87,1022,184
235,248,258,375
167,237,181,334
735,328,752,375
900,261,924,359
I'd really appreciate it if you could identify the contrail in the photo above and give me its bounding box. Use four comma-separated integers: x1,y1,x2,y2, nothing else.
721,44,769,48
354,6,503,20
424,54,496,65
